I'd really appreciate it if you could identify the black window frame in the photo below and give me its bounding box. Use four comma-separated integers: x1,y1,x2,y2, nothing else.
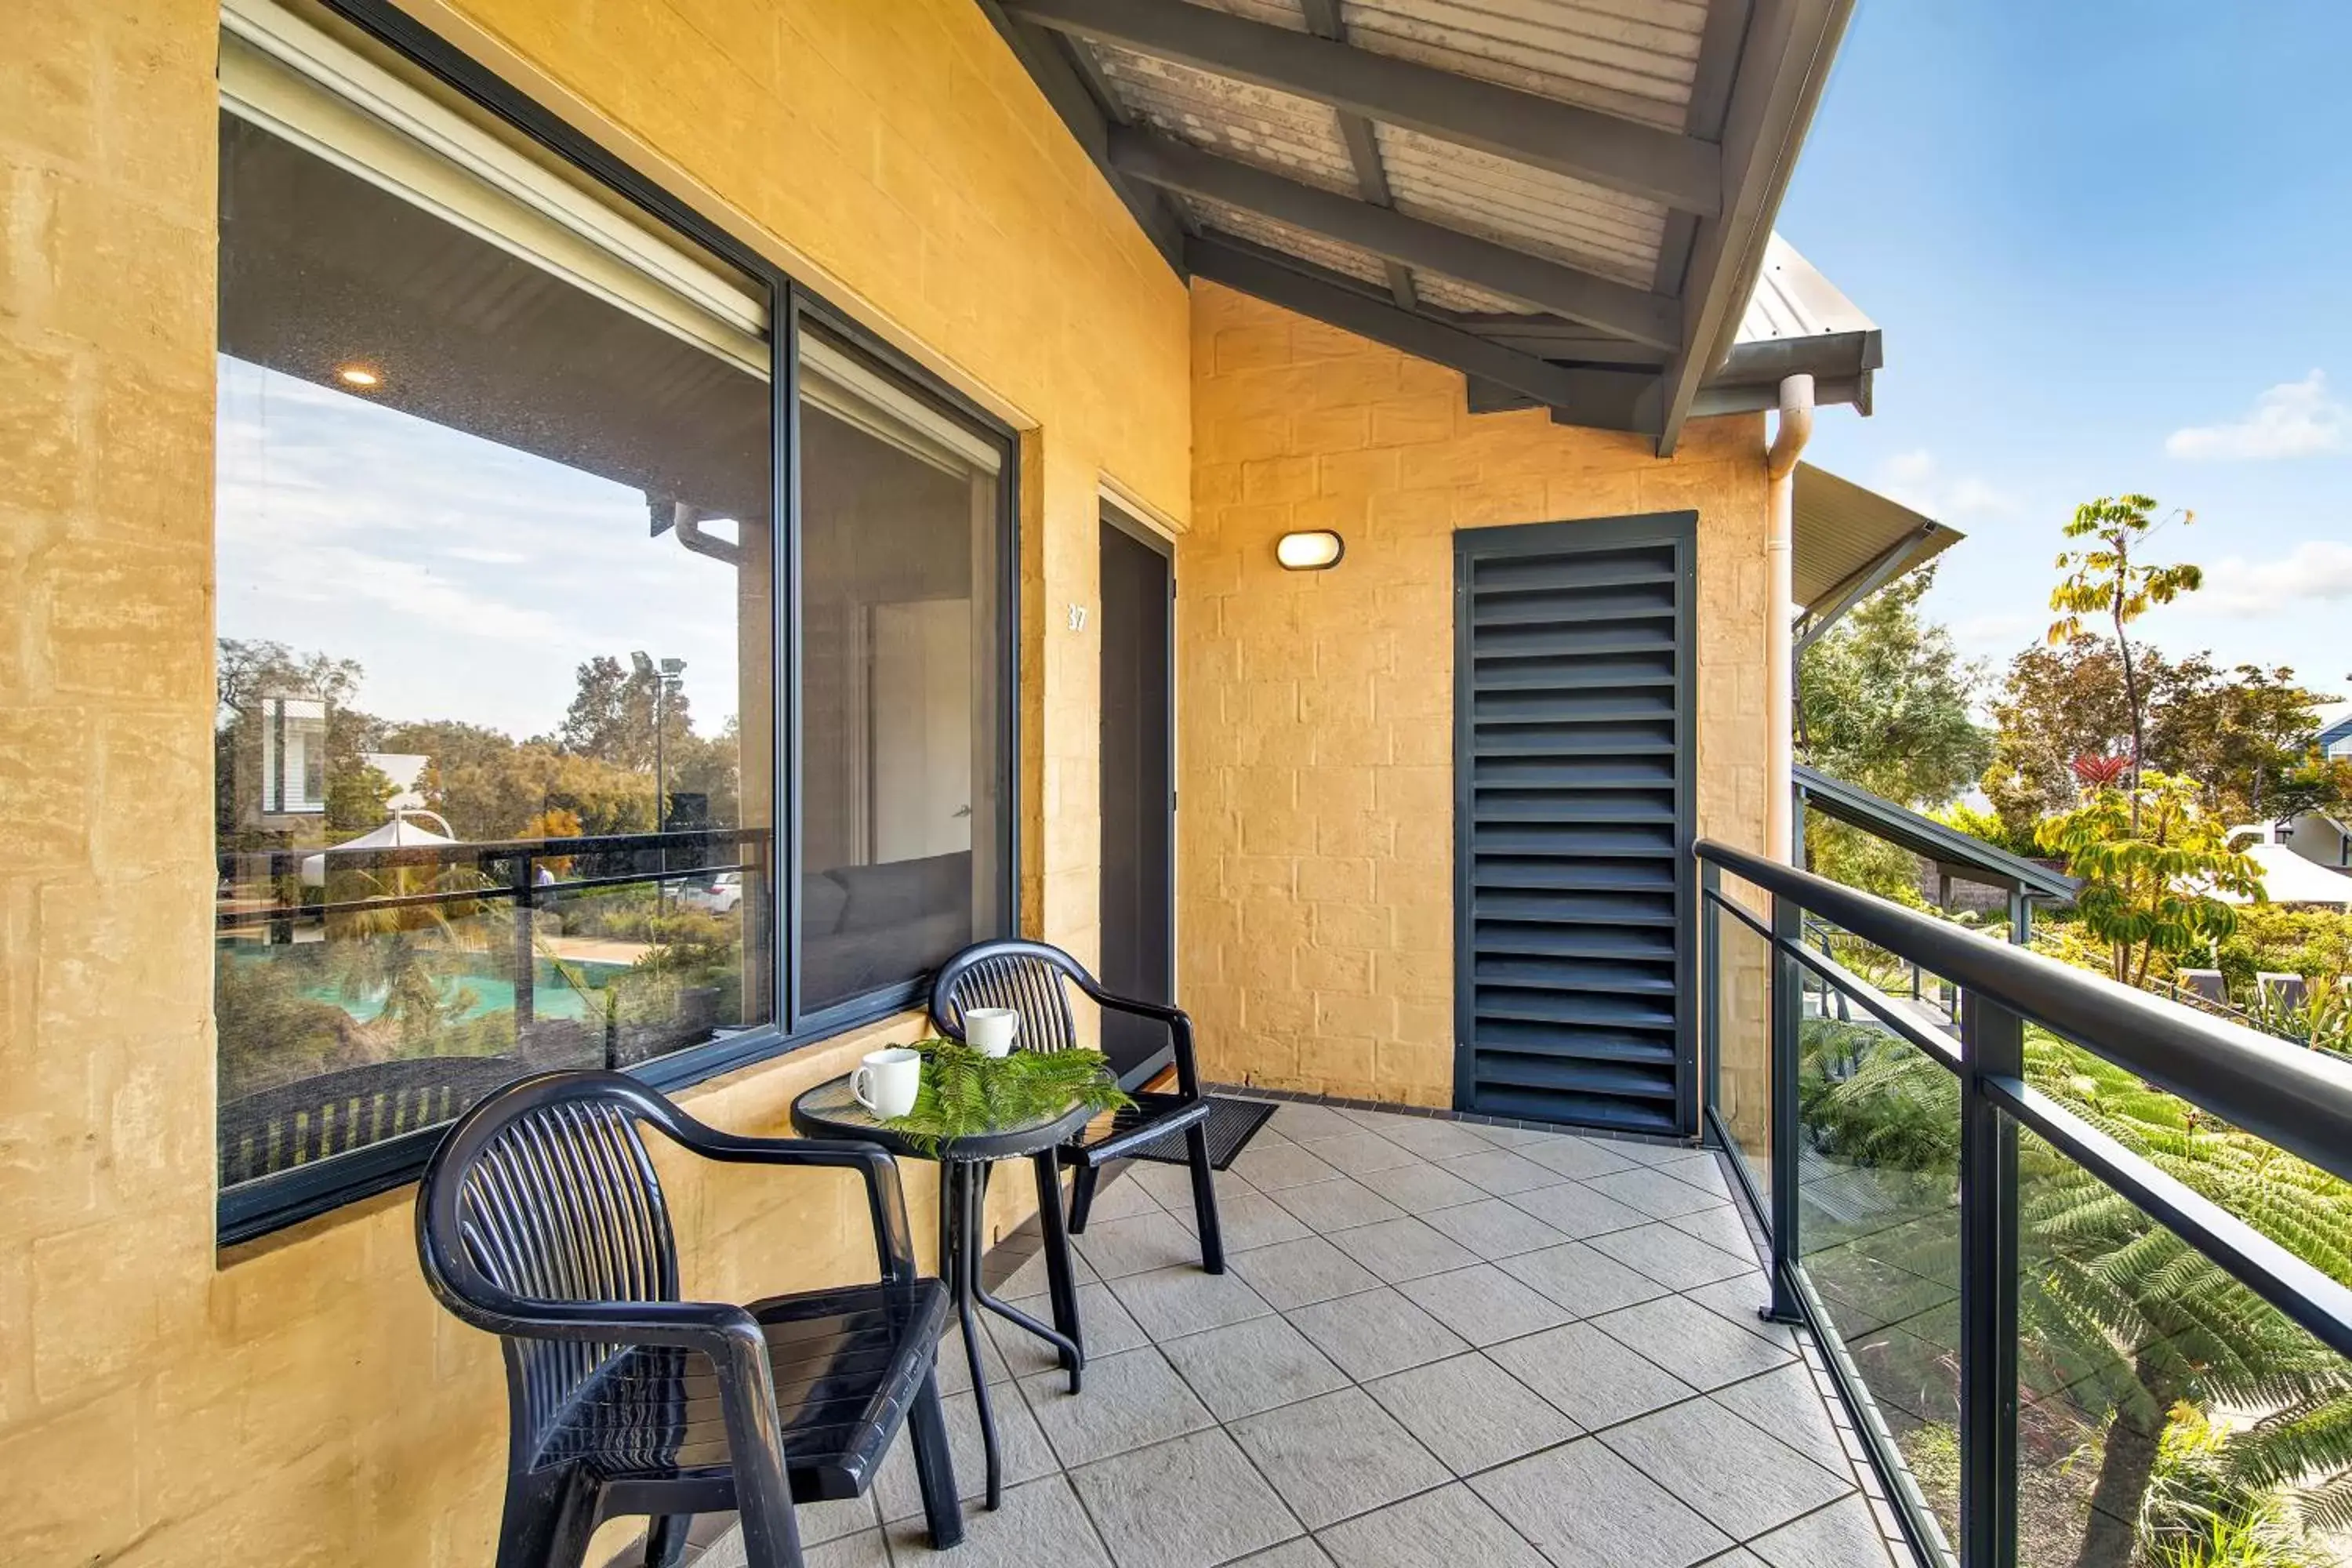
214,0,1022,1247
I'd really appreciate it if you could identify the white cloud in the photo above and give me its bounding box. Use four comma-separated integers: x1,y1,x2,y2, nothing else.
1869,449,2017,521
2189,539,2352,615
2165,370,2350,461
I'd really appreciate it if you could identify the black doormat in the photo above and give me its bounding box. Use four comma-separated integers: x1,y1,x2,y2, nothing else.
1122,1095,1277,1171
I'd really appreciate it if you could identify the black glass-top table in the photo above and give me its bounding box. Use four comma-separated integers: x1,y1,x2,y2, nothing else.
791,1074,1094,1510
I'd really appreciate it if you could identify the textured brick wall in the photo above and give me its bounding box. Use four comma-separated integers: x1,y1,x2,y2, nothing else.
1178,281,1773,1108
0,2,1189,1563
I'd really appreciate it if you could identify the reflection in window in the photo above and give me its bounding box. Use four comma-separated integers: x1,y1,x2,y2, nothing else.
211,6,774,1196
797,337,1008,1011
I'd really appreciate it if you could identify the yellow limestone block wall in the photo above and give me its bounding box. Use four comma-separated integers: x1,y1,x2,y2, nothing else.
0,0,1190,1563
1178,281,1773,1108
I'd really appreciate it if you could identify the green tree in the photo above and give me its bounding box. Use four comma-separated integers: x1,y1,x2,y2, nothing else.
1984,637,2147,840
1799,565,1991,804
558,654,694,770
2047,495,2204,808
2036,770,2263,987
2150,659,2338,822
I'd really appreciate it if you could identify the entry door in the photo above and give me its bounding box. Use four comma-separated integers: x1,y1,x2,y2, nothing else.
1453,514,1697,1135
1098,509,1175,1087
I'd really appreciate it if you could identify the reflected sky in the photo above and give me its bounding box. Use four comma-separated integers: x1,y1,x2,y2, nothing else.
216,356,746,739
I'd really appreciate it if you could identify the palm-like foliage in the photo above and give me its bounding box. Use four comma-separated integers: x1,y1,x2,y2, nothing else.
1798,1018,2352,1562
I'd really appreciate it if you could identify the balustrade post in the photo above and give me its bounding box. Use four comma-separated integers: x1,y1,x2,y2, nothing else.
1959,990,2021,1568
1766,888,1803,1324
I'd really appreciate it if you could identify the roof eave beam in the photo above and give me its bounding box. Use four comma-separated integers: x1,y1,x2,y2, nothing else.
1298,0,1416,310
1189,235,1661,435
1114,130,1679,350
1006,0,1722,216
971,0,1189,277
1655,0,1853,454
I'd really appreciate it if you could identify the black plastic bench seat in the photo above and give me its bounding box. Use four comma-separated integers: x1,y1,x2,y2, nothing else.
540,1279,949,1499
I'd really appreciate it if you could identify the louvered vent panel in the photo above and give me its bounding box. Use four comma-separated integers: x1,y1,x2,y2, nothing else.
1455,521,1693,1134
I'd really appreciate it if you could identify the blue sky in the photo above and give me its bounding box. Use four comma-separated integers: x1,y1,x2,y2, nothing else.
1779,2,2352,713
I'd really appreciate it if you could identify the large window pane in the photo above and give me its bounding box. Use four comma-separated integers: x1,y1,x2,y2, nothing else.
212,38,775,1198
797,333,1008,1013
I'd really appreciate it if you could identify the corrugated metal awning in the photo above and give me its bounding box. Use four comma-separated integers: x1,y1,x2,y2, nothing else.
982,0,1865,452
1793,462,1962,631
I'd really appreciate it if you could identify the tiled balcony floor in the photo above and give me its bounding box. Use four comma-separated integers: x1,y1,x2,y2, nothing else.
691,1099,1904,1568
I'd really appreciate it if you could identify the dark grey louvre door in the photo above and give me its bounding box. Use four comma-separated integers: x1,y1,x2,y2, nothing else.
1454,514,1697,1135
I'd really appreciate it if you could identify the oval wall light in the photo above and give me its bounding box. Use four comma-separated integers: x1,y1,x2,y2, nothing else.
1275,530,1345,571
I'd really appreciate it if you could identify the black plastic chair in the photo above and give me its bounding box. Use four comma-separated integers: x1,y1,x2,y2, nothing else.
414,1070,963,1568
929,938,1225,1272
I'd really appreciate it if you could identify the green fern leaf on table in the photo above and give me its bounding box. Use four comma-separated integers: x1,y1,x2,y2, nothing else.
880,1037,1131,1154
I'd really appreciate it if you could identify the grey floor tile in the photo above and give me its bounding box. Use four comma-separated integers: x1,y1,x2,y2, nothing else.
1607,1137,1708,1167
1109,1263,1275,1340
873,1386,1058,1521
883,1475,1111,1567
1469,1438,1733,1568
1087,1171,1173,1221
1584,1222,1756,1293
1356,1160,1487,1215
1458,1120,1563,1149
1020,1345,1214,1466
1655,1152,1734,1199
1394,1263,1573,1347
1699,1552,1773,1568
1363,1352,1581,1475
1269,1175,1408,1233
1326,1215,1480,1283
1228,1235,1384,1310
1159,1312,1349,1421
1514,1136,1641,1181
1748,1495,1896,1568
1495,1242,1674,1319
804,1530,891,1568
1359,1115,1494,1162
1584,1167,1730,1221
999,1243,1102,1301
1438,1197,1571,1261
1131,1160,1258,1214
1076,1210,1208,1279
1485,1321,1697,1432
1316,1483,1550,1568
1232,1541,1337,1568
936,1317,1014,1396
1503,1180,1655,1240
1287,1286,1471,1381
1229,1387,1451,1530
1437,1147,1566,1196
1234,1141,1348,1192
1070,1429,1302,1568
1710,1363,1853,1479
1167,1189,1311,1252
1303,1131,1421,1175
993,1281,1151,1377
1665,1203,1762,1261
1601,1398,1852,1541
1679,1276,1800,1348
798,1493,877,1548
1589,1296,1795,1392
1269,1102,1365,1142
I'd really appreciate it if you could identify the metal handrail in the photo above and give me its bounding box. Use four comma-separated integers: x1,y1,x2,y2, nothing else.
1698,837,2352,1188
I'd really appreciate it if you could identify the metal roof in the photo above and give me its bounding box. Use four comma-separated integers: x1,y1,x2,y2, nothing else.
1795,766,2080,903
1791,461,1962,641
981,0,1861,450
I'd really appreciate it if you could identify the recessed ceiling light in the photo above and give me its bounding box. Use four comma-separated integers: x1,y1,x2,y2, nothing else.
336,364,381,389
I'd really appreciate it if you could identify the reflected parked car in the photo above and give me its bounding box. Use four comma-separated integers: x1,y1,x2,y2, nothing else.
677,870,742,915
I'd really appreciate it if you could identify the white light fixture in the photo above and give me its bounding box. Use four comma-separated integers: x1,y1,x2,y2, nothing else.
1275,530,1345,571
335,363,382,389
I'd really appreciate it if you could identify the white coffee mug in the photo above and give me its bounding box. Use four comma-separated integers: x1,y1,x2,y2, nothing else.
964,1007,1021,1058
852,1047,922,1120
